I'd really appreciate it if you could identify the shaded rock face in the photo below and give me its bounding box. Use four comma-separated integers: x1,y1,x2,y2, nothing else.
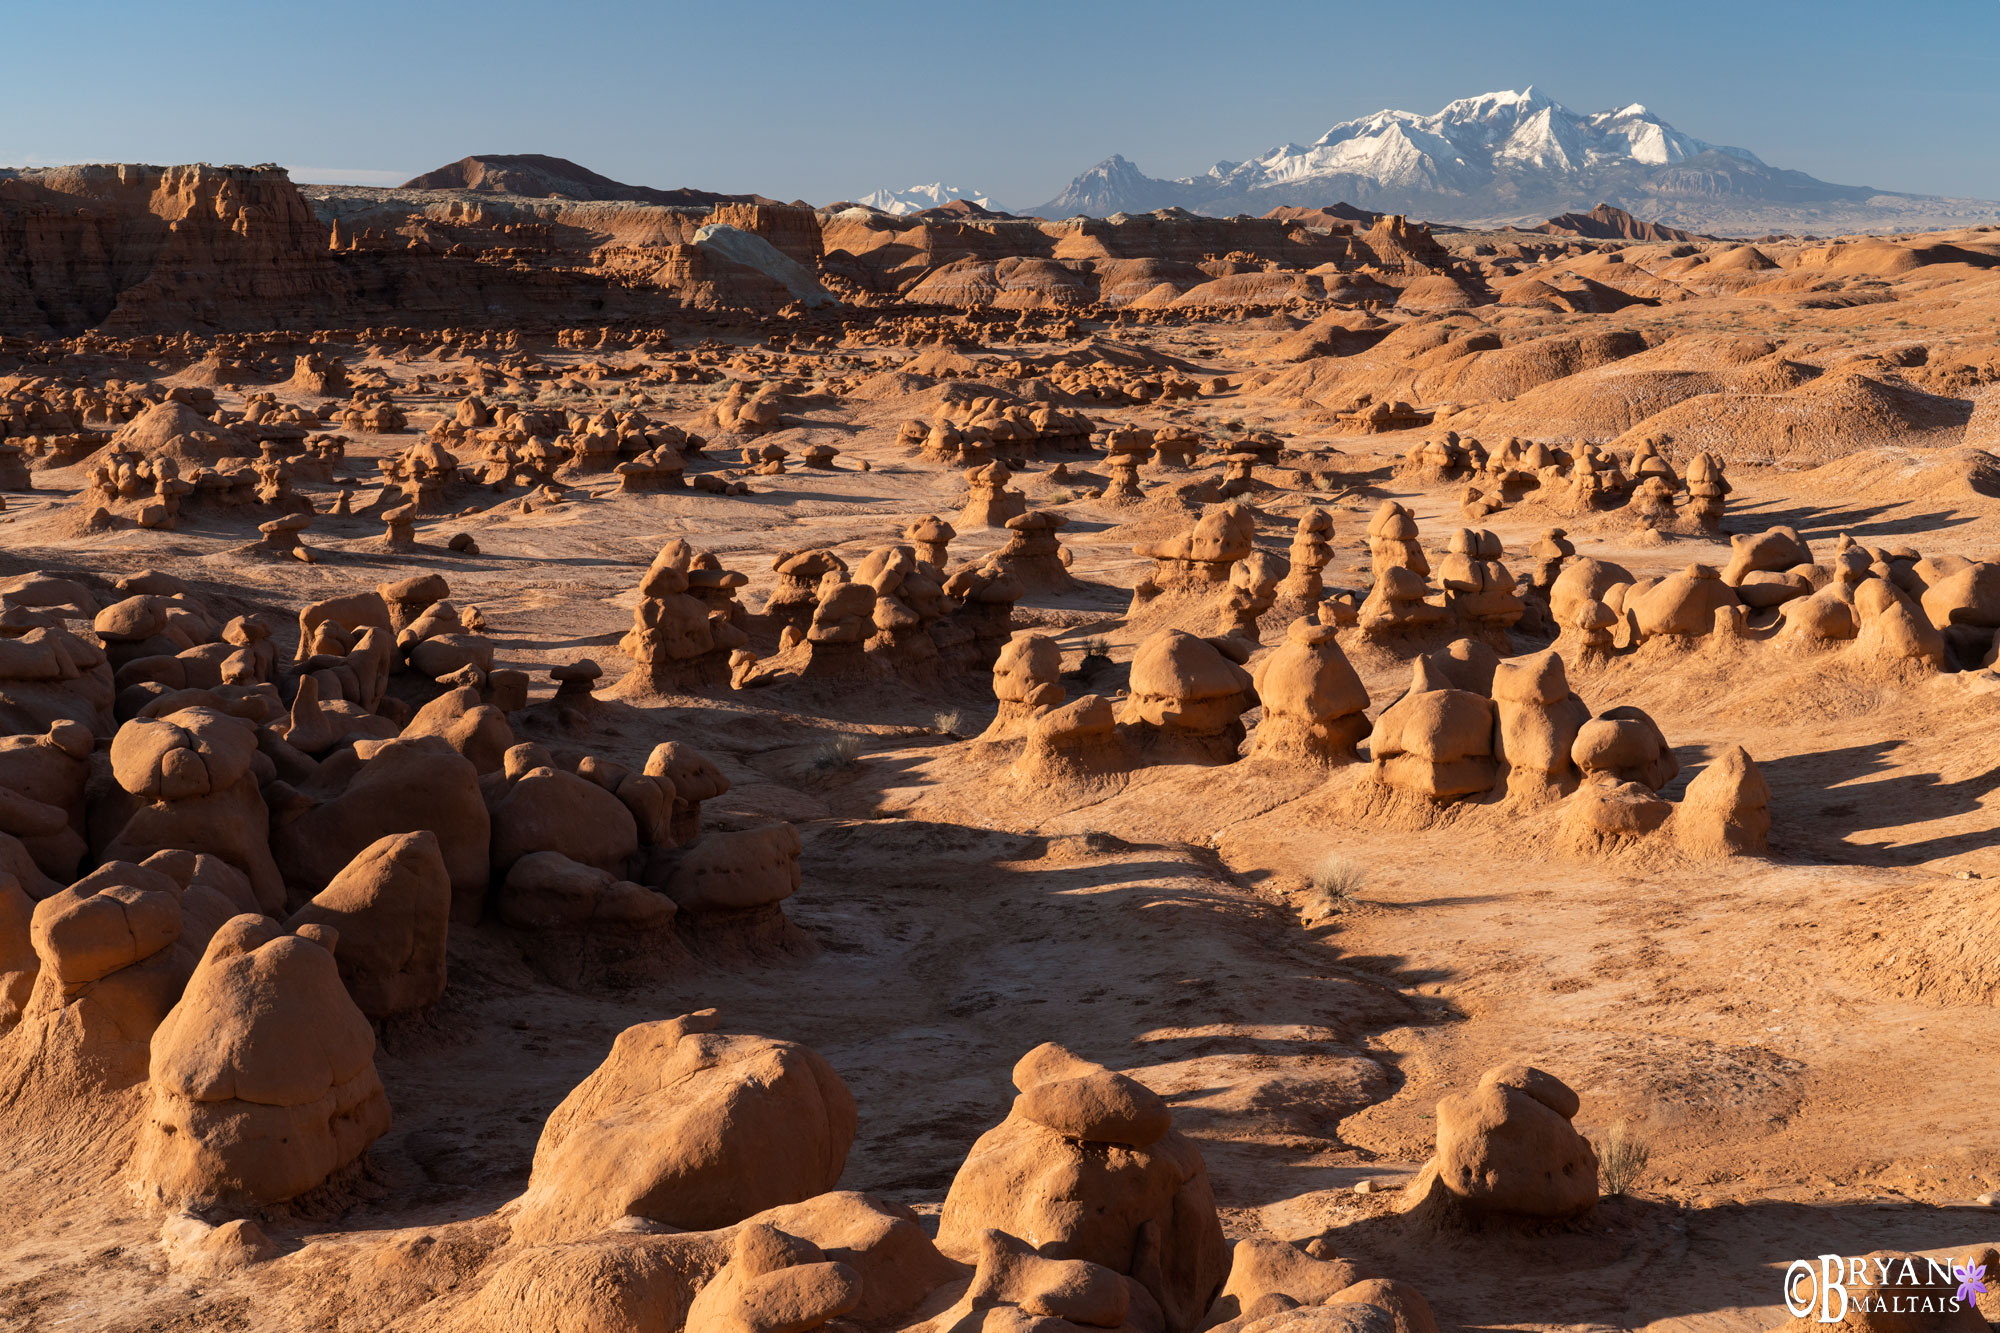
282,831,451,1020
0,164,344,336
271,736,490,923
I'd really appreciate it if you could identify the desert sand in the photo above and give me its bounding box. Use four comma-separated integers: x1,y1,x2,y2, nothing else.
0,164,1998,1333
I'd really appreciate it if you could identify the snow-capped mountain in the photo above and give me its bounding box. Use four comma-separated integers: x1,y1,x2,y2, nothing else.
1022,155,1189,218
854,182,996,216
1200,88,1759,195
1028,88,1996,235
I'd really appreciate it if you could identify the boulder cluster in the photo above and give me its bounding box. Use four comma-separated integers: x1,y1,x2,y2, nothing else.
619,524,1041,693
1547,525,1958,670
1407,431,1733,535
467,1026,1447,1333
0,564,803,1217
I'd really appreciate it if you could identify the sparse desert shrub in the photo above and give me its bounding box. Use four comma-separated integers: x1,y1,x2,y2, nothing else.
1306,853,1364,914
1596,1122,1650,1195
932,709,973,737
808,734,864,772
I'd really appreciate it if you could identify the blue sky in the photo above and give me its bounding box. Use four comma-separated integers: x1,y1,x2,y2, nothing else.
2,0,1995,206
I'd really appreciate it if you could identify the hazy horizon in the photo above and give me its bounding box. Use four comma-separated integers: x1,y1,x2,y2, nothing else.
4,0,1997,208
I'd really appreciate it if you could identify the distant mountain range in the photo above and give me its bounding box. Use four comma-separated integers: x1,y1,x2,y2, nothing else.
384,104,1999,239
1022,88,2000,236
852,183,995,216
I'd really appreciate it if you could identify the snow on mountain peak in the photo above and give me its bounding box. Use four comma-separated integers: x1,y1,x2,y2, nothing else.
1202,90,1754,195
1026,87,1845,225
854,182,994,216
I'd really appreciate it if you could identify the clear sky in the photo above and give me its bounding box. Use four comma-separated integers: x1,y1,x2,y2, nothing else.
3,0,1996,208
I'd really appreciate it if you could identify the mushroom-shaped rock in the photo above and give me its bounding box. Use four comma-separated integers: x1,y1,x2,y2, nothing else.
255,513,314,561
996,510,1076,591
765,550,849,634
984,633,1067,740
1368,662,1495,800
617,556,747,694
1571,706,1677,791
1366,501,1429,579
497,851,679,987
510,1008,857,1243
1436,529,1522,629
378,573,450,635
1491,651,1590,801
1272,508,1335,607
1013,695,1132,792
381,502,418,549
1357,566,1445,637
1250,619,1370,766
938,1043,1229,1333
1101,451,1147,504
903,514,956,573
551,658,604,699
1118,630,1256,764
643,741,729,842
802,578,876,668
1527,527,1576,588
961,462,1028,529
129,916,391,1209
1424,1064,1597,1220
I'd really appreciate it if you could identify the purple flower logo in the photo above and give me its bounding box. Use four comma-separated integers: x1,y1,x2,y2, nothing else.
1954,1260,1988,1308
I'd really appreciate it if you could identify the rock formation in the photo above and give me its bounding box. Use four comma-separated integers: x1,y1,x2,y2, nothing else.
938,1043,1229,1333
511,1009,856,1243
